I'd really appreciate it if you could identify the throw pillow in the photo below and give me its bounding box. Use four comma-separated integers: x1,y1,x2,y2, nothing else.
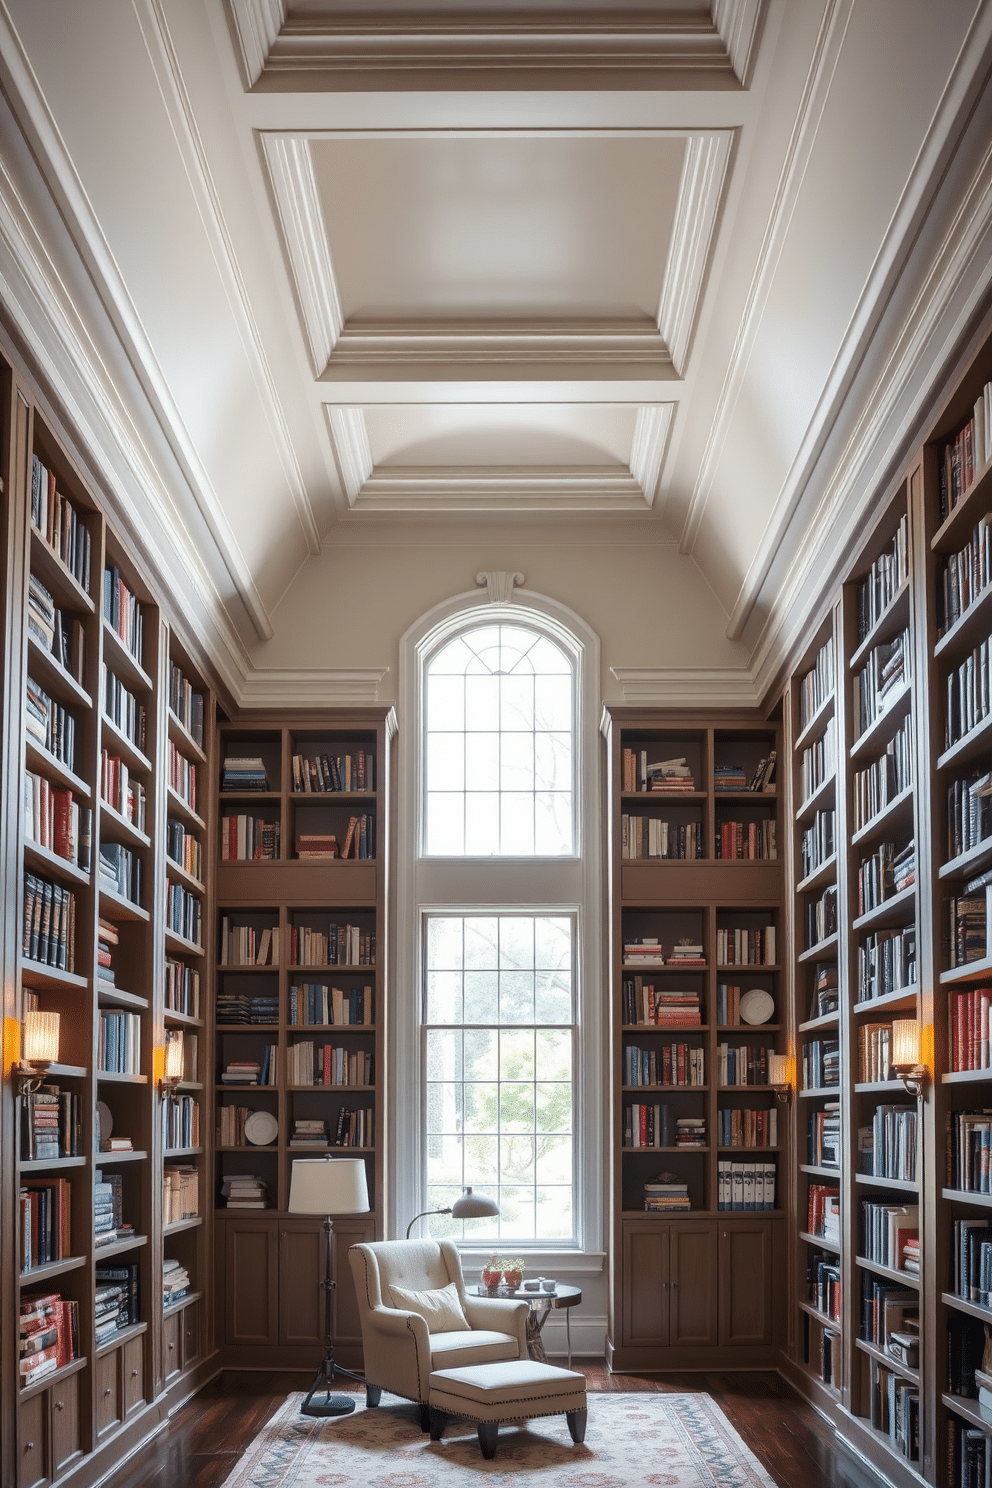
388,1280,470,1333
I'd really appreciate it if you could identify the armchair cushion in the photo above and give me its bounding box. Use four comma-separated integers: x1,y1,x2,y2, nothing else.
388,1281,470,1333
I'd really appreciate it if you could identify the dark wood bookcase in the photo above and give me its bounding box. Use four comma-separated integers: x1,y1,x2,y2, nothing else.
212,712,393,1371
601,709,786,1370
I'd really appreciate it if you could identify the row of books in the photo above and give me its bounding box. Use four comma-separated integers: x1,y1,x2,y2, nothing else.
166,879,202,947
98,1011,142,1076
622,1043,704,1088
622,938,692,967
165,956,200,1017
807,1103,840,1167
857,925,917,1003
99,841,143,907
810,1255,841,1322
162,1094,200,1151
216,989,279,1025
717,1160,777,1210
714,926,776,965
858,1103,917,1182
285,1041,374,1088
807,962,839,1019
803,1037,839,1090
290,923,375,967
947,1108,992,1192
20,1085,82,1161
620,815,703,860
938,380,992,520
947,770,992,862
101,751,146,832
948,889,992,970
856,514,910,644
221,814,280,860
104,665,146,755
20,1177,71,1271
31,454,93,592
221,1175,269,1208
19,1292,79,1385
807,1182,840,1242
869,1359,919,1462
805,884,837,950
621,751,696,793
949,1416,992,1488
167,738,198,813
940,515,992,642
715,753,777,792
291,1118,331,1148
948,987,992,1072
621,980,701,1027
292,750,373,793
28,573,86,684
23,871,75,970
715,819,777,860
856,838,915,916
800,809,834,880
217,1105,256,1146
954,1219,992,1304
168,660,204,747
798,636,834,731
166,819,202,880
861,1275,918,1355
946,633,992,749
860,1199,918,1271
852,714,913,834
716,1105,778,1148
624,1103,677,1148
855,628,911,739
857,1020,895,1083
289,983,373,1027
24,773,91,870
103,564,144,665
799,716,835,806
163,1164,199,1223
717,1042,775,1087
220,920,279,966
95,1173,133,1249
26,674,76,768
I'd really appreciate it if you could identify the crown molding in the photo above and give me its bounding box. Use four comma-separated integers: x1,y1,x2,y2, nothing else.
326,406,373,508
657,131,734,376
679,0,854,558
262,132,344,378
629,405,674,508
239,667,391,707
227,2,745,92
0,5,275,644
610,666,759,706
345,463,651,514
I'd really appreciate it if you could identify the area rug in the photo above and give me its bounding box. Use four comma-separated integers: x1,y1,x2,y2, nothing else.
217,1389,777,1486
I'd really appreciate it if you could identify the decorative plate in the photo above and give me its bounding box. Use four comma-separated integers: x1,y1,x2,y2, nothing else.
96,1101,113,1144
739,988,775,1025
244,1110,278,1146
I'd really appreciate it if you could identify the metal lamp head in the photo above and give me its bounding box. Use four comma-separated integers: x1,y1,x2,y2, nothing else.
406,1185,499,1238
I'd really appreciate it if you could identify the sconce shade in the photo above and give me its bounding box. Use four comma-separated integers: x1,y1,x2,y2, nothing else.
164,1031,184,1081
288,1157,370,1217
24,1010,60,1065
891,1020,921,1068
767,1052,788,1086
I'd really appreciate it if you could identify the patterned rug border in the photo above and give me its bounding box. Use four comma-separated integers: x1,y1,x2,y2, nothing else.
217,1388,778,1487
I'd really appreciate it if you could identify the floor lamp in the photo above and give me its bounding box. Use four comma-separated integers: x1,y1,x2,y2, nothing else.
288,1156,370,1417
406,1186,499,1237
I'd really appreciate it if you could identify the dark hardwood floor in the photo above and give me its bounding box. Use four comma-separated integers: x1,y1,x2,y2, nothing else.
98,1363,887,1488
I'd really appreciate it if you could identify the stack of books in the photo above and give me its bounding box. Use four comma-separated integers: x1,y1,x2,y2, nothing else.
643,1175,690,1213
99,842,142,906
163,1258,190,1307
94,1281,128,1344
216,990,279,1025
97,918,118,986
220,1060,262,1086
221,756,267,792
622,938,666,967
94,1174,131,1248
714,763,748,791
290,1118,329,1148
221,1175,268,1209
19,1293,77,1383
652,989,702,1026
646,757,695,792
675,1117,706,1147
667,940,706,968
296,833,339,859
96,1262,139,1333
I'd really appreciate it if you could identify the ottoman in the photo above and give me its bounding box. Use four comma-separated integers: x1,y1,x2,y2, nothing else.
428,1358,588,1460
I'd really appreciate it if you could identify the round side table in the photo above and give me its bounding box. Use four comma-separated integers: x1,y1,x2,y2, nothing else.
477,1283,582,1368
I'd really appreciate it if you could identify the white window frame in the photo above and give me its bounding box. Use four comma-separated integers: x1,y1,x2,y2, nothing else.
393,584,604,1274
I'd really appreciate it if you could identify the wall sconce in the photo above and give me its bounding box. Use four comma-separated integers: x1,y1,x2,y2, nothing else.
160,1031,184,1094
15,1010,60,1094
891,1019,929,1098
767,1052,792,1104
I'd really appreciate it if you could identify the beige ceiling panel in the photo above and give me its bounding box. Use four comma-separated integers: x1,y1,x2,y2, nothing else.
363,405,636,467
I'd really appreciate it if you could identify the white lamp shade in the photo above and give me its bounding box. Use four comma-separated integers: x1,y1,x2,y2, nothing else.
891,1020,921,1067
288,1157,370,1216
767,1052,788,1086
24,1010,60,1064
164,1031,184,1080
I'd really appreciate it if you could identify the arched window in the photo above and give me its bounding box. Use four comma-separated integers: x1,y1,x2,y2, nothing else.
395,589,603,1260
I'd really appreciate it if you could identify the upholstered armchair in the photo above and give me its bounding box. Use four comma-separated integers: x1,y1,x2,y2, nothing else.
349,1239,529,1425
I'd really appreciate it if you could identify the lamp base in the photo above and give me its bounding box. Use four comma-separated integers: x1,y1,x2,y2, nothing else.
300,1391,356,1418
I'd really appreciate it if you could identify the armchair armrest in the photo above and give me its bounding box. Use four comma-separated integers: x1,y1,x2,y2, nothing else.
361,1305,433,1401
463,1295,530,1353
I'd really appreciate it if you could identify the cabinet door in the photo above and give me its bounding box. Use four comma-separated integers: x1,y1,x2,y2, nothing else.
621,1224,671,1347
670,1223,718,1347
163,1311,181,1380
123,1335,144,1416
331,1217,374,1346
279,1221,324,1348
50,1371,81,1477
225,1220,279,1346
95,1349,121,1437
182,1300,200,1370
18,1389,48,1488
719,1221,773,1347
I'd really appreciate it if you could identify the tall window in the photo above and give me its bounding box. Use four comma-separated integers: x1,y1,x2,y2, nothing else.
424,623,574,857
424,912,574,1241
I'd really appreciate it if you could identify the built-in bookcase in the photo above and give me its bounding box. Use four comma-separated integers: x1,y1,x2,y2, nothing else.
603,710,785,1371
0,337,221,1488
213,713,392,1371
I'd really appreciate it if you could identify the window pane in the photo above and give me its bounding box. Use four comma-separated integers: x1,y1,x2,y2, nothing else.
426,970,463,1024
499,971,535,1024
463,970,498,1024
427,917,464,971
536,1188,572,1239
426,732,464,792
426,1030,462,1082
536,1082,572,1134
536,1134,572,1184
500,731,534,792
500,792,534,854
500,917,533,969
464,1083,498,1133
465,674,500,729
535,972,572,1024
426,793,463,855
427,673,464,725
464,1027,498,1080
535,675,572,730
535,731,570,792
500,674,534,731
465,918,498,969
465,732,499,789
500,1027,534,1080
426,1081,463,1135
500,1083,534,1133
534,792,572,855
536,917,571,970
465,793,500,854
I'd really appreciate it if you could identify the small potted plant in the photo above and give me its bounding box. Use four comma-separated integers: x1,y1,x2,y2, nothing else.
480,1253,502,1293
502,1257,524,1290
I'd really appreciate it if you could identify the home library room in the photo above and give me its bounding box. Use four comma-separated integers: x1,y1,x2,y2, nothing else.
212,714,393,1371
779,310,992,1488
601,711,787,1371
0,339,220,1488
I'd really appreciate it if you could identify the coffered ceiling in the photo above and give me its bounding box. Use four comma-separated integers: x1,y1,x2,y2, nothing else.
1,1,991,696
